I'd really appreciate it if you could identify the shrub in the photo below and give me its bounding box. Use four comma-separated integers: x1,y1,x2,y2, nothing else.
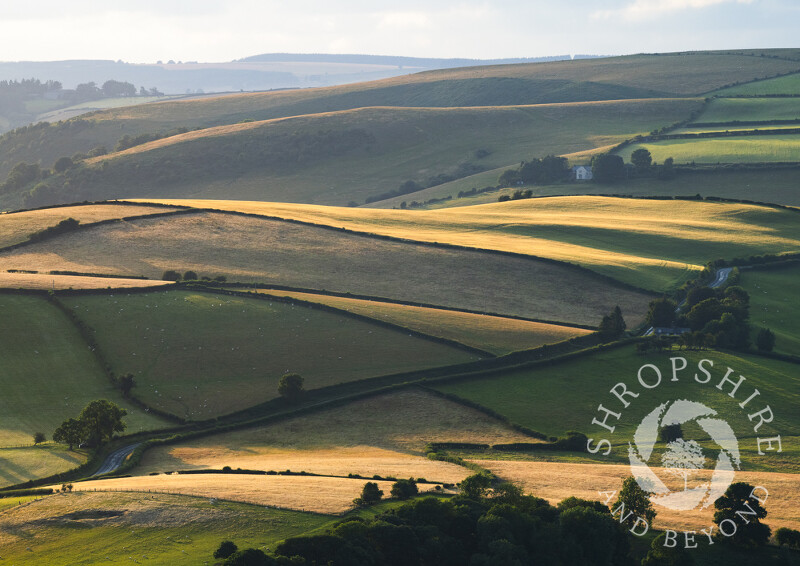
390,478,418,500
214,540,238,559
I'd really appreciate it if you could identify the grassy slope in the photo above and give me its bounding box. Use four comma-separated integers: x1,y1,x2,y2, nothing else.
0,492,333,566
258,289,591,355
434,346,799,469
618,134,800,164
715,72,800,95
67,291,477,420
139,197,800,292
0,203,178,248
0,445,88,488
0,294,166,446
694,97,800,123
741,265,800,356
17,99,701,209
0,211,653,326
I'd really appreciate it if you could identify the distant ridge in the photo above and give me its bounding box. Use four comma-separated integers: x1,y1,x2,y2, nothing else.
237,53,572,67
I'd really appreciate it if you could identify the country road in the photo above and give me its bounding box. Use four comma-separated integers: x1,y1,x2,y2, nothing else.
92,443,141,476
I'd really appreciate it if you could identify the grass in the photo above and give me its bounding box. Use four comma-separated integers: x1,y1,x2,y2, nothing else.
0,203,178,248
0,445,88,489
0,491,333,565
741,265,800,356
67,474,441,514
0,273,171,290
674,124,800,134
715,72,800,95
24,99,702,209
433,346,800,457
134,389,533,477
257,289,592,355
66,291,477,419
617,134,800,164
0,211,652,326
0,294,167,446
692,97,800,123
140,197,800,293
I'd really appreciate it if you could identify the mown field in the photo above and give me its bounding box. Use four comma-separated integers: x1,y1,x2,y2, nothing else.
66,291,476,419
692,97,800,123
0,294,166,447
0,211,652,326
741,265,800,356
13,99,702,209
0,273,171,290
257,289,591,355
618,134,800,164
141,197,800,292
0,491,334,565
433,346,800,461
134,389,534,476
0,445,88,488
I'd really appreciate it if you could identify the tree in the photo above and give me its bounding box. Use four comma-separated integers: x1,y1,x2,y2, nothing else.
686,298,723,331
53,156,74,173
659,423,683,443
223,548,275,565
183,270,198,281
162,270,181,281
458,473,491,499
630,148,652,170
611,476,656,528
53,417,84,450
713,482,770,547
591,154,625,183
78,400,127,444
118,373,136,397
657,156,676,180
755,328,775,352
214,540,238,559
776,527,800,549
390,478,419,500
641,532,694,566
661,439,706,491
598,306,626,340
354,482,383,507
33,432,46,445
277,373,305,402
646,298,676,328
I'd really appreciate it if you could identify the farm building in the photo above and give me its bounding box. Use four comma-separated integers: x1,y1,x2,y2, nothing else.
572,165,593,180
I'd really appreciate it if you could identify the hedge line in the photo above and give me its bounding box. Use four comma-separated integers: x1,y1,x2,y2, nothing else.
0,487,54,498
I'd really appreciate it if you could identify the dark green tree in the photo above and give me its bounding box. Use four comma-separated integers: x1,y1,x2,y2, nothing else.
591,154,625,183
755,328,775,352
214,540,238,559
33,432,46,445
599,306,626,340
659,423,683,443
630,148,652,170
646,298,676,328
714,482,770,547
641,532,694,566
162,270,181,281
78,400,127,444
118,373,135,397
277,373,305,402
183,270,198,281
657,156,676,180
776,527,800,549
390,478,419,500
53,156,74,173
53,417,85,450
459,473,492,499
611,477,656,528
223,548,275,565
354,481,383,506
686,298,723,331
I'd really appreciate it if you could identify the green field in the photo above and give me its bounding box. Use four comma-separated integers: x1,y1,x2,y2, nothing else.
434,346,799,468
0,211,652,326
67,291,478,419
715,72,800,96
618,134,800,164
0,294,167,446
0,492,333,566
0,445,88,488
692,97,800,124
741,265,800,356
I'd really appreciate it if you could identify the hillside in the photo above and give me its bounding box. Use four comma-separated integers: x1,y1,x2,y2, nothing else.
0,210,653,326
133,197,800,292
10,99,701,209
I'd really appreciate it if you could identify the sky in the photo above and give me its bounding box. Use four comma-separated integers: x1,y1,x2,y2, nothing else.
0,0,797,63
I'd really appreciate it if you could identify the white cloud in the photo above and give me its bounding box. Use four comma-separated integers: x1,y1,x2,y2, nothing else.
594,0,755,21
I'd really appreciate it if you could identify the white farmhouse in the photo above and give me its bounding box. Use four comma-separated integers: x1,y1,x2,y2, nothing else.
572,165,593,181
